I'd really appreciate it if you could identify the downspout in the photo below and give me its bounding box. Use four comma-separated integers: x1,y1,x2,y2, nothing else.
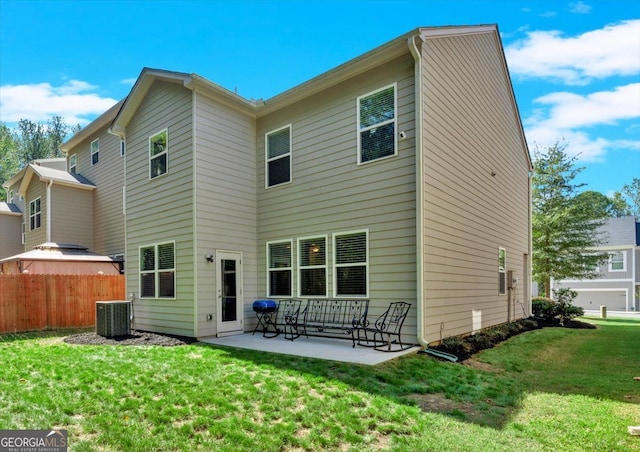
46,179,53,242
408,35,428,349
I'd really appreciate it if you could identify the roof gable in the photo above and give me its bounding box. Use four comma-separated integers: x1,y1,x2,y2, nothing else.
18,164,95,195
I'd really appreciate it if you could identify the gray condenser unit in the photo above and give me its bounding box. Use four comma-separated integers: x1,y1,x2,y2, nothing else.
96,301,131,337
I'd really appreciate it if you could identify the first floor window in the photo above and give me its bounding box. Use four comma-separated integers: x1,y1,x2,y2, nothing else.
140,242,175,298
91,139,99,165
498,247,506,295
149,129,168,179
609,251,625,271
299,236,327,297
29,198,41,230
268,240,292,296
334,230,368,297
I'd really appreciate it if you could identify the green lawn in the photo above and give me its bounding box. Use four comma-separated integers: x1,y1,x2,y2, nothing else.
1,318,639,451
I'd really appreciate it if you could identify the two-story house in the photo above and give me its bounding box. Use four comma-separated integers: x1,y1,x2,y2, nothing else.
3,25,532,347
104,24,532,346
554,216,639,312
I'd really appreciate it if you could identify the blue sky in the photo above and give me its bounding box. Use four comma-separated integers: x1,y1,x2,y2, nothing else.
1,0,638,195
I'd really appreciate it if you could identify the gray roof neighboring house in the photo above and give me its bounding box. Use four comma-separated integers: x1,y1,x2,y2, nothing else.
600,216,640,247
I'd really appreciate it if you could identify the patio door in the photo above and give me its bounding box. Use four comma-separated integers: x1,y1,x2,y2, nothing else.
216,251,243,334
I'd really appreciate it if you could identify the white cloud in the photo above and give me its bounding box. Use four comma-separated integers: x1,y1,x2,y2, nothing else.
505,19,640,85
0,80,117,125
531,83,640,129
524,84,640,162
120,78,137,86
569,1,591,14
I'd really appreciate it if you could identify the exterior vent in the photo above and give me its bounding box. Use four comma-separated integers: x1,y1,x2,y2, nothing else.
96,301,131,337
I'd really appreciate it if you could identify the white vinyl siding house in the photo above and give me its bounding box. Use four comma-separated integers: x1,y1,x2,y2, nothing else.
555,216,639,312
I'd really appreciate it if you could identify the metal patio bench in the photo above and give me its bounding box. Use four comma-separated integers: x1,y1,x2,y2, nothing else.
301,299,369,347
356,301,412,352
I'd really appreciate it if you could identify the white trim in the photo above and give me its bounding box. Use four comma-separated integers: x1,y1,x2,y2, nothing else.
149,128,169,180
265,124,292,188
332,229,369,298
297,234,328,298
558,278,633,283
266,239,294,297
498,247,506,295
357,82,398,165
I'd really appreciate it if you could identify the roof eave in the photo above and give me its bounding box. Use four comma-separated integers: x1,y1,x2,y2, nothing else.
61,99,125,153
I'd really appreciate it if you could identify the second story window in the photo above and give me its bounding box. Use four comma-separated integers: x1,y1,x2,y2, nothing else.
609,251,625,271
357,83,397,164
91,139,99,165
29,198,41,230
149,129,168,179
266,125,291,187
69,154,77,173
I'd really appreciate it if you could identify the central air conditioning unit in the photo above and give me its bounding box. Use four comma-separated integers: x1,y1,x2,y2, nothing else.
96,301,131,337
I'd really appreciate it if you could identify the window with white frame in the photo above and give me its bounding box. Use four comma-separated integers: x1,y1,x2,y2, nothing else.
91,139,99,165
21,222,25,245
69,154,77,173
334,230,368,297
357,83,397,164
149,129,168,179
298,236,327,297
140,241,175,298
609,251,625,271
267,240,293,297
266,125,291,187
498,247,506,295
29,198,41,230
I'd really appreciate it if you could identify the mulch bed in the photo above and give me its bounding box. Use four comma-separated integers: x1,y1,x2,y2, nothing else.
64,330,197,347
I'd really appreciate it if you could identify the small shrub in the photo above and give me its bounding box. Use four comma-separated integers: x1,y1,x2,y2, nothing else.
532,297,556,321
553,288,584,326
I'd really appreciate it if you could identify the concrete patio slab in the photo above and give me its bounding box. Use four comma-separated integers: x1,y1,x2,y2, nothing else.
201,333,422,366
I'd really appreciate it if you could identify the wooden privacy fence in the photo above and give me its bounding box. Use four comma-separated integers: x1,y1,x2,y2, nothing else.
0,274,126,334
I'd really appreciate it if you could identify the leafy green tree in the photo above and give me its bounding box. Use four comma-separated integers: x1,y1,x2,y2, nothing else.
608,191,633,217
0,124,20,202
532,142,609,297
575,190,632,218
621,178,640,216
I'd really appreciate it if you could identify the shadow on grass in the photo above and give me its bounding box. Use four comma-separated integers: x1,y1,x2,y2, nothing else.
196,318,640,430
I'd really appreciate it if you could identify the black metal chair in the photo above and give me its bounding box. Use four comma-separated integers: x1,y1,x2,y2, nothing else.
356,302,412,352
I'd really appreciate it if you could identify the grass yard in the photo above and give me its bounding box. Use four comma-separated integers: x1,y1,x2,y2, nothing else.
1,317,639,451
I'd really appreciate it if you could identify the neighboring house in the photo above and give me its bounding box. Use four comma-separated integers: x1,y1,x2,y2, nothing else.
555,216,640,312
1,158,95,252
3,25,533,346
59,100,126,261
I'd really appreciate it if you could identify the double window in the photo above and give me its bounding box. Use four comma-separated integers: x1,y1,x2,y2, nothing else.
609,251,625,272
357,84,397,164
91,139,99,165
267,231,368,298
265,125,291,188
149,129,168,179
29,198,41,231
140,241,175,298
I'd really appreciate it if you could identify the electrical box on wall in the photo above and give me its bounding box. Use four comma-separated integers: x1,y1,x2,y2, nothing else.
507,270,517,288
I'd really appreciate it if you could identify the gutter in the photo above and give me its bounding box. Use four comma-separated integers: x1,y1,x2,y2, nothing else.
46,179,53,242
407,35,428,349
